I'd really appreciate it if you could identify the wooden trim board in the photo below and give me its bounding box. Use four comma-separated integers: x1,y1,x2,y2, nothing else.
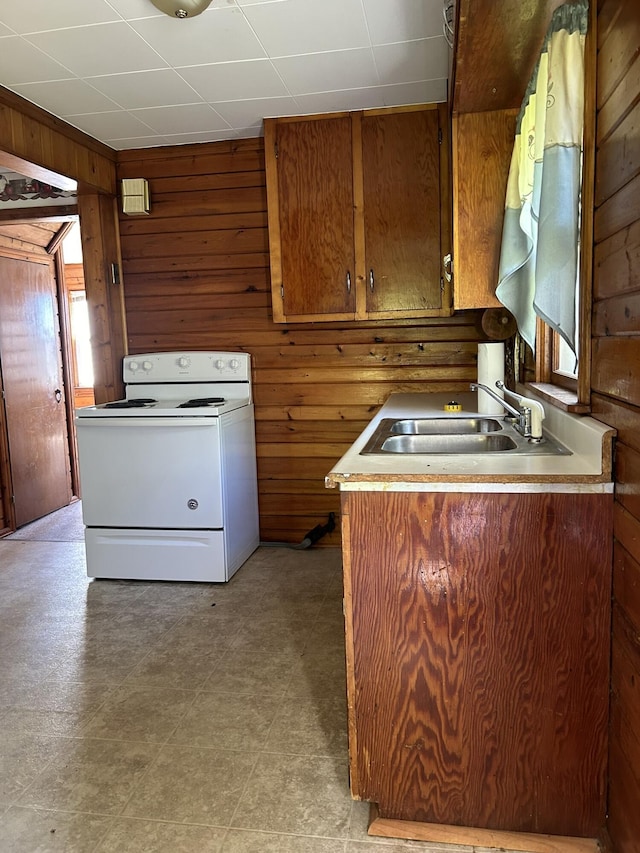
368,806,600,853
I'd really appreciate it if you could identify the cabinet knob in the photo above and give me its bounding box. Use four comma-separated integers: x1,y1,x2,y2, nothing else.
443,253,452,283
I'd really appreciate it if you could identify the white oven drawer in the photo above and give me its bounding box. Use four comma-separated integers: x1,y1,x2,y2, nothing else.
84,527,227,582
77,418,223,529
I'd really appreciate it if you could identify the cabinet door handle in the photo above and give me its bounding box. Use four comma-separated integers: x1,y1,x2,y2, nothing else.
54,388,62,403
369,269,375,291
443,253,452,283
346,271,351,294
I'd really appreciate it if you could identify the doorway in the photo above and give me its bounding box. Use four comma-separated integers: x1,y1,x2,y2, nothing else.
0,251,73,527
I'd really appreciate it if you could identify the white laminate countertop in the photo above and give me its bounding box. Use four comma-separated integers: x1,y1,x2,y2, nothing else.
325,389,616,492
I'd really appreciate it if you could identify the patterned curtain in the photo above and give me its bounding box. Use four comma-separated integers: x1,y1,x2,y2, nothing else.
496,1,589,355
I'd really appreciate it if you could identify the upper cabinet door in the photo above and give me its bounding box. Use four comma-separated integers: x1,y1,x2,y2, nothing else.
361,108,443,316
266,115,356,322
265,105,452,324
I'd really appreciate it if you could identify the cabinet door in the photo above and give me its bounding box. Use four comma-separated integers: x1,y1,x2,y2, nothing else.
342,489,611,835
361,108,445,316
266,115,356,322
452,110,516,309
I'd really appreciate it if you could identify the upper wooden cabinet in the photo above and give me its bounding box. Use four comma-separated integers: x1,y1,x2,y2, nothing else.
264,105,452,323
450,0,569,311
452,109,516,310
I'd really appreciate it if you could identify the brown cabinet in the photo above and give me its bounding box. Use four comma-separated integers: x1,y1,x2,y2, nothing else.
264,105,451,323
451,110,516,310
341,488,611,837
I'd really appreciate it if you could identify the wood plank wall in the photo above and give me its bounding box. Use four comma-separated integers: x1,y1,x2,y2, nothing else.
117,137,487,546
590,0,640,849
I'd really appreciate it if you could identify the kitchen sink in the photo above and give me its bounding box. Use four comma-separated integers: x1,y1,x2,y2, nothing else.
380,433,517,453
360,417,572,456
390,417,502,435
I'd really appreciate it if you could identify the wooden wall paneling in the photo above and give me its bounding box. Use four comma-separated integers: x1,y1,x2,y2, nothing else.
116,138,488,544
593,0,640,845
594,98,640,206
78,194,127,404
613,542,640,643
592,291,640,336
0,87,115,194
593,219,640,301
591,337,640,404
596,0,640,112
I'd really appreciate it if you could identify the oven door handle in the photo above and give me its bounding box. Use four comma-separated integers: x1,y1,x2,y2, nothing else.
75,417,220,428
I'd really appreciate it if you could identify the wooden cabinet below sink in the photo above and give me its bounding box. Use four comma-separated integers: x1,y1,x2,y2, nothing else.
341,488,611,838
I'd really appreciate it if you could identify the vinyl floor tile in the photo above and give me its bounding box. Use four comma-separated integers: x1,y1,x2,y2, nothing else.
0,805,111,852
96,817,227,852
231,752,352,838
123,744,256,825
20,739,161,814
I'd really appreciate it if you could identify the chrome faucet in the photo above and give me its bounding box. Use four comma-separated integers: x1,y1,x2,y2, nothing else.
470,381,546,441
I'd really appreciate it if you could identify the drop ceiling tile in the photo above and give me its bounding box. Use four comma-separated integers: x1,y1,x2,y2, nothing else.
178,59,288,101
130,103,230,134
11,79,120,115
375,78,448,105
130,6,265,67
0,36,73,85
88,69,203,109
211,96,299,127
233,126,262,138
65,109,157,139
160,129,243,145
103,0,164,19
235,0,288,6
103,135,170,149
26,23,169,76
294,88,387,114
0,0,121,34
242,0,370,57
373,37,450,84
273,48,378,96
362,0,444,44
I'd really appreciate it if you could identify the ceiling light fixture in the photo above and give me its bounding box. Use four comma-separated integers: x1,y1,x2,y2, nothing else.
149,0,213,18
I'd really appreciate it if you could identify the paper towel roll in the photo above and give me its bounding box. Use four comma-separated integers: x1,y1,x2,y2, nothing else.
477,342,505,414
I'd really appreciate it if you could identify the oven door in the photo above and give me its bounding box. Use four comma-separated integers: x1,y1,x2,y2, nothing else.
76,417,223,529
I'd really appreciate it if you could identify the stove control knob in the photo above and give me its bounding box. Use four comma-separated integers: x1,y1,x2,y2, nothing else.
215,359,225,370
229,359,240,370
142,361,153,372
129,361,139,372
177,356,190,368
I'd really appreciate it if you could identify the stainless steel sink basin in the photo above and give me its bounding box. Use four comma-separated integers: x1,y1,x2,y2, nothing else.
390,417,502,435
360,417,572,456
380,433,517,453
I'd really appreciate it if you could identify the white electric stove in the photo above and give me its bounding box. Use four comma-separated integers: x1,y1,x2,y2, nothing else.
75,351,259,582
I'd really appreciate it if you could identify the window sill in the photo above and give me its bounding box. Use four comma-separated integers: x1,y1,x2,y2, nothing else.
527,383,591,414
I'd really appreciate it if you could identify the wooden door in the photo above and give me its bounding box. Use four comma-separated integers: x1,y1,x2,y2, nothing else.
0,255,72,527
361,108,443,315
266,115,356,321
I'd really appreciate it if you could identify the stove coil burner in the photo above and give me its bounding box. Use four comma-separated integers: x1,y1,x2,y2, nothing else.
177,397,226,408
104,398,157,409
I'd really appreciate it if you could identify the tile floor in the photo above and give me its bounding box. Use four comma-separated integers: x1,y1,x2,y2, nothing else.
0,525,531,852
